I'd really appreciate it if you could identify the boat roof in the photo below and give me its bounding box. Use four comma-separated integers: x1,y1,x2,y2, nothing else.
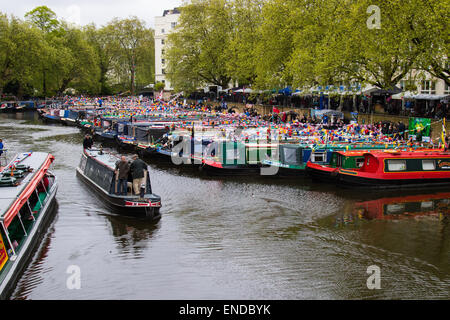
363,150,450,159
84,149,131,170
0,152,54,224
335,150,368,156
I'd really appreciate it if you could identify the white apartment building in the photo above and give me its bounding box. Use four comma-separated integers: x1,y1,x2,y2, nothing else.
154,8,180,91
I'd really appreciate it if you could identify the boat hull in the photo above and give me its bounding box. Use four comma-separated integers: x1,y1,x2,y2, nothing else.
199,163,261,176
76,167,161,220
338,173,450,189
0,182,58,300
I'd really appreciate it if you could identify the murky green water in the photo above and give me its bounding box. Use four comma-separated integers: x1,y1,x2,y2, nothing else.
1,111,449,299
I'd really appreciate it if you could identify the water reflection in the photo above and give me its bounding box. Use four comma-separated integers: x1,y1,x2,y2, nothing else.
104,214,160,258
355,192,450,221
1,111,450,299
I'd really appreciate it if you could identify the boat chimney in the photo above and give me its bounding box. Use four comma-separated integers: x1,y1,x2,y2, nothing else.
140,183,146,199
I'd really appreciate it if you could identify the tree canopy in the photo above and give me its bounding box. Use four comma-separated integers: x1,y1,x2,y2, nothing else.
165,0,449,94
0,8,155,98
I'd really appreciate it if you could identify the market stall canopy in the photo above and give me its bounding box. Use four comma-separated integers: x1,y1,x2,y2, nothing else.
278,87,292,95
391,91,450,100
234,88,253,93
362,85,402,95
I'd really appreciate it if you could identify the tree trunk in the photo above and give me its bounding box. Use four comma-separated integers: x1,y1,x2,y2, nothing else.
58,78,72,96
130,56,136,96
17,82,23,100
131,70,135,95
43,69,47,97
338,95,344,111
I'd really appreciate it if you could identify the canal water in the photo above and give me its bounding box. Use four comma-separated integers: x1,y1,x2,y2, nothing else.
0,111,449,299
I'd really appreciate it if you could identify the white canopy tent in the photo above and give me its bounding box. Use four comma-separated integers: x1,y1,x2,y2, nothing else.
233,88,254,93
392,91,450,100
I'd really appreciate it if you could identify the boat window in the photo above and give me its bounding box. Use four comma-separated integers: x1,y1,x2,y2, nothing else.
226,148,239,161
356,157,365,168
311,152,326,163
337,155,342,167
387,160,406,171
385,203,405,214
422,160,435,171
420,201,433,210
283,148,298,164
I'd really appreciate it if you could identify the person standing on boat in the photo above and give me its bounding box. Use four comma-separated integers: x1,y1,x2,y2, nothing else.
130,155,148,195
83,134,93,149
115,156,130,195
0,138,3,156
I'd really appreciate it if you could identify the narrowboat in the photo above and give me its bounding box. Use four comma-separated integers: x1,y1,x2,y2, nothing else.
76,149,162,219
0,152,58,299
200,141,278,176
337,150,450,188
306,150,371,181
60,110,79,127
0,102,22,113
263,143,414,177
307,148,444,182
142,132,212,167
40,109,62,124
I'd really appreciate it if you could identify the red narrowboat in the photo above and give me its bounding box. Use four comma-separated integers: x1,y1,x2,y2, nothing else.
337,150,450,188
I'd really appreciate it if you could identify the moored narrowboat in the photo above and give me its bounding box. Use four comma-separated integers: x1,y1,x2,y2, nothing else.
76,149,161,219
337,150,450,188
200,141,278,176
306,150,369,181
0,152,58,299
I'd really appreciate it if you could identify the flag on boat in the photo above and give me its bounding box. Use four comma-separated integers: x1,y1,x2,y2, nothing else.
273,107,280,114
443,118,447,149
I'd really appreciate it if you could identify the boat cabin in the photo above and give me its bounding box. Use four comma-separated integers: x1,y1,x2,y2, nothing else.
0,152,57,298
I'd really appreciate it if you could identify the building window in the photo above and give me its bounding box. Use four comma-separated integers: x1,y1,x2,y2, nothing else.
421,80,436,94
445,83,450,94
400,80,415,91
161,28,165,33
161,59,165,65
387,160,406,171
162,69,165,74
161,49,165,55
162,80,165,84
161,39,165,45
171,22,177,28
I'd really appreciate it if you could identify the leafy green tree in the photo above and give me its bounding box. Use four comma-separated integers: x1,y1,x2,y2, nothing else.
154,82,165,92
166,0,232,94
84,24,115,95
24,6,62,96
53,24,100,94
225,0,263,86
107,17,154,95
24,6,59,33
253,0,298,90
0,15,46,98
402,0,449,86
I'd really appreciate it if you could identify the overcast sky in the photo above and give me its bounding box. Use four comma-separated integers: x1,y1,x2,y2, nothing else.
1,0,183,28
